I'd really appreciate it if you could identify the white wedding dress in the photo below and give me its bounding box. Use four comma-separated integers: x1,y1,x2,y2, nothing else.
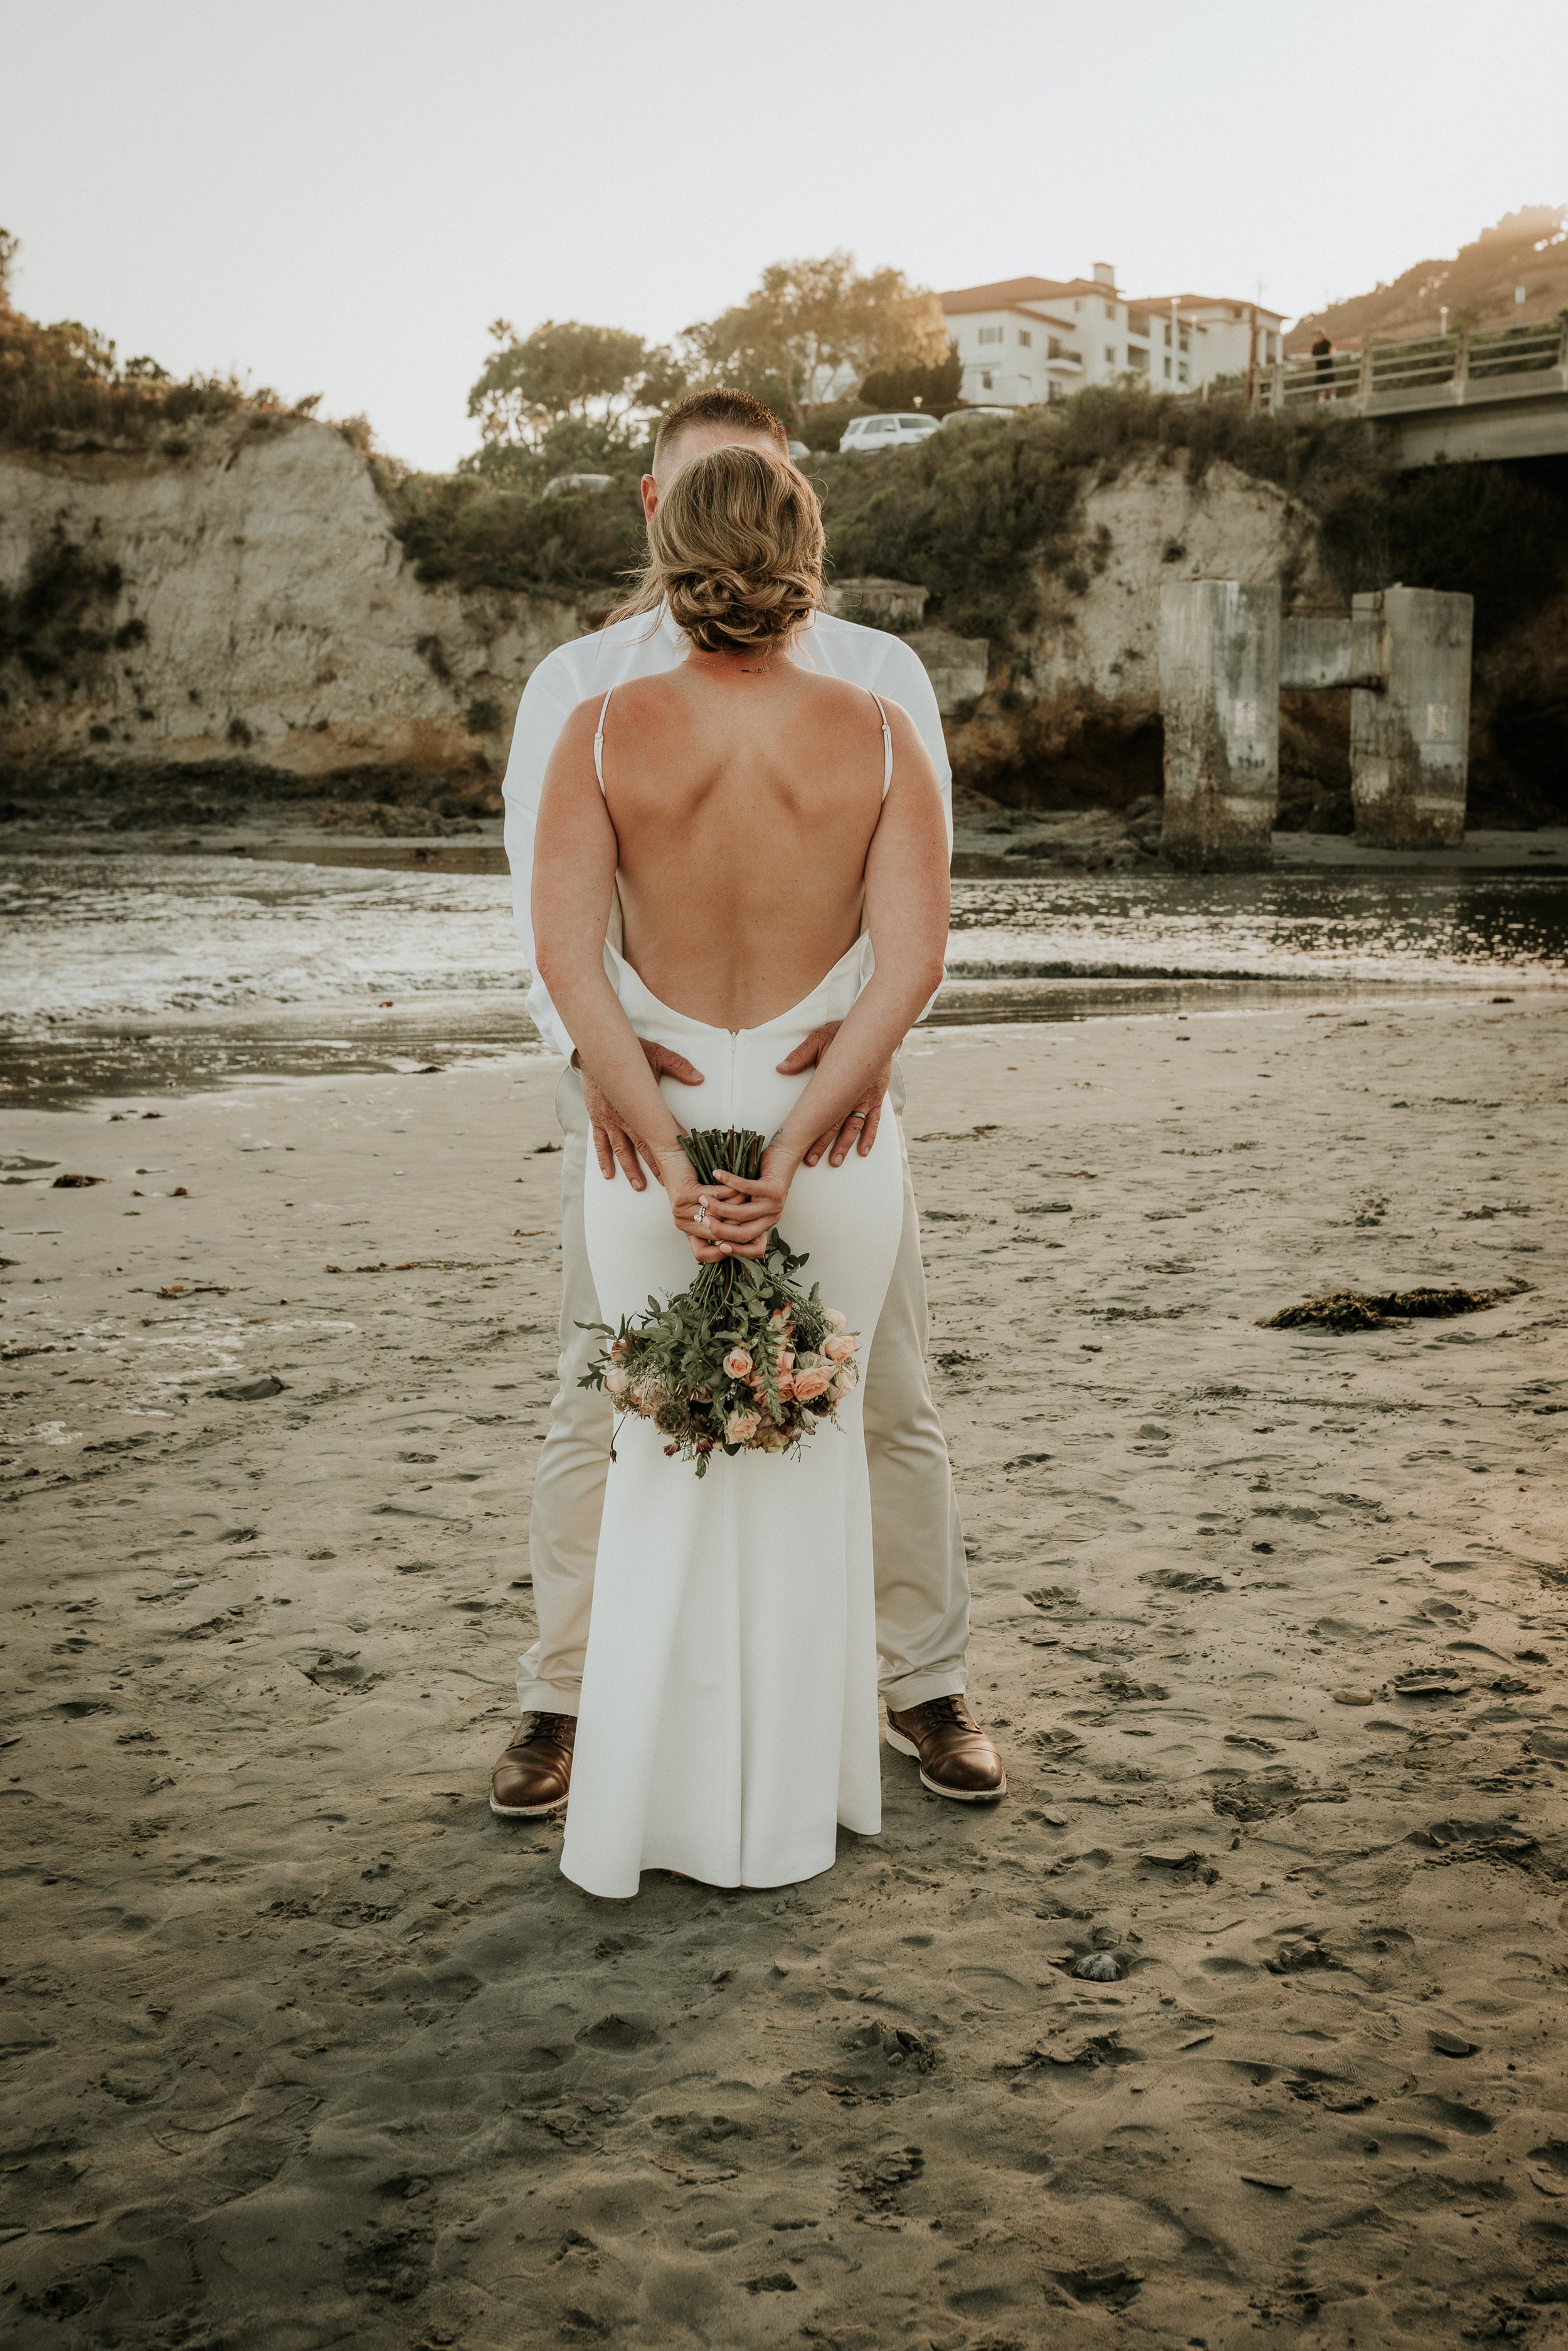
558,702,903,1899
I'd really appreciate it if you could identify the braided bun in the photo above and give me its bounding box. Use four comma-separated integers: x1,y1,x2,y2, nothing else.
644,445,824,655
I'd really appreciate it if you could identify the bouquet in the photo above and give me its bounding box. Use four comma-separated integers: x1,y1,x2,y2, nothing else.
580,1127,860,1477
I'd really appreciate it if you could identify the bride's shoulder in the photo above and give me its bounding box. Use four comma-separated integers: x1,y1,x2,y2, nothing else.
788,668,881,724
788,669,920,748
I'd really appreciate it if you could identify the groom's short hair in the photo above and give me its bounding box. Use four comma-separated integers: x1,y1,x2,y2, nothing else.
654,389,789,469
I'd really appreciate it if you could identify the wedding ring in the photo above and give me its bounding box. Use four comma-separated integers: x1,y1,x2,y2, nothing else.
847,1112,867,1123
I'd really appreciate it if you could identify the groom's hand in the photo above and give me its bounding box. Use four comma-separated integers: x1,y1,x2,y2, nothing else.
577,1043,704,1190
775,1022,891,1167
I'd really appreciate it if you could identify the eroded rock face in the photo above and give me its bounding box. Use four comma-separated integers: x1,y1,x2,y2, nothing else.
943,453,1334,807
0,429,1343,831
0,414,579,822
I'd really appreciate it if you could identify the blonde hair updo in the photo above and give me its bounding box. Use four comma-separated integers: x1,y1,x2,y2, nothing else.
642,444,824,655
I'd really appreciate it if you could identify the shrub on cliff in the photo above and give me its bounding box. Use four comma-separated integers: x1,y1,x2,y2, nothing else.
0,526,129,677
0,225,289,450
392,472,646,596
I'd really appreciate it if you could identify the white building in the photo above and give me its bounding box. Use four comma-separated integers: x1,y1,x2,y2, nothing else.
939,264,1286,406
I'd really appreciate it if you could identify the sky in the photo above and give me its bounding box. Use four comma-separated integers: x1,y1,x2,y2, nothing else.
5,0,1566,473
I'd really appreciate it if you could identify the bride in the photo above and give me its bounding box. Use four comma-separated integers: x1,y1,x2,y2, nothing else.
531,443,949,1897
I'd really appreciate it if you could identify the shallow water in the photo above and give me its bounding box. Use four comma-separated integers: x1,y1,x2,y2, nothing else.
949,870,1568,981
4,849,1566,1105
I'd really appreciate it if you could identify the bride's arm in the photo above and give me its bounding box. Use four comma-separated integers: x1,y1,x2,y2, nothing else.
531,701,692,1186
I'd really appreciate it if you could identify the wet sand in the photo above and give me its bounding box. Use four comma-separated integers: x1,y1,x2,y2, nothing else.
3,991,1567,2348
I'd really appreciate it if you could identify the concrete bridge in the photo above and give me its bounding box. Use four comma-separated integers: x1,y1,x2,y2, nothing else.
1251,317,1568,467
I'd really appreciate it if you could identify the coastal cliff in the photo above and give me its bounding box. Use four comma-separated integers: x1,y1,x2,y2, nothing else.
0,417,1335,833
2,408,1562,837
0,413,578,828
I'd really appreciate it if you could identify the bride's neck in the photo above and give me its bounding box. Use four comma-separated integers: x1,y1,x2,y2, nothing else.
681,642,794,682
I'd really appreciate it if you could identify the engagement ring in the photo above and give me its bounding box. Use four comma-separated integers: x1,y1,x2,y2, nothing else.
694,1201,708,1225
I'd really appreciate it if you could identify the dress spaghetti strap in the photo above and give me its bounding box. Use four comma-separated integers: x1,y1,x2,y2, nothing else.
593,688,613,792
869,693,893,797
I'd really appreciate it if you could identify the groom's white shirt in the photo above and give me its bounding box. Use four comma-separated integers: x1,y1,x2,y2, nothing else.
502,604,953,1057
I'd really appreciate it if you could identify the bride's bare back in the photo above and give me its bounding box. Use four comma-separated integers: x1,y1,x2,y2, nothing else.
596,655,916,1029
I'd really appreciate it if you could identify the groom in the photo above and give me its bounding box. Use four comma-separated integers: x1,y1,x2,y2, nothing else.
492,388,1005,1816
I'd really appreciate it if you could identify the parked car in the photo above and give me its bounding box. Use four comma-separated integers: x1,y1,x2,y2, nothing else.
542,472,613,499
940,405,1015,429
839,412,941,455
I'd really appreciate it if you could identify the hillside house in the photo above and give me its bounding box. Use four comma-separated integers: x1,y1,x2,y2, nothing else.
938,265,1286,406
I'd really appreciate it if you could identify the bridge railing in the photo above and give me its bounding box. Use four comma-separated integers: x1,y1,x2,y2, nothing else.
1256,318,1568,413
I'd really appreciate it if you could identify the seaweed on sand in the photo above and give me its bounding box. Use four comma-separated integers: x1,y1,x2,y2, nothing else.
1258,1282,1530,1334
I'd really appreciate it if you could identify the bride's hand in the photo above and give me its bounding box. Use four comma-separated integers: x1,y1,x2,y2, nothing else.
652,1146,745,1263
692,1142,803,1258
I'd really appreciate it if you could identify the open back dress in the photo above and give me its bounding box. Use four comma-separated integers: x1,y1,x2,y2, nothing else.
558,688,904,1897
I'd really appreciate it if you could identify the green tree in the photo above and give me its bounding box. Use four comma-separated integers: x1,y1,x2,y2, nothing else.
859,341,963,413
467,318,685,450
687,253,950,416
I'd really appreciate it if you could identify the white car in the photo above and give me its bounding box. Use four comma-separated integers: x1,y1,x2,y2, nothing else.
839,412,941,455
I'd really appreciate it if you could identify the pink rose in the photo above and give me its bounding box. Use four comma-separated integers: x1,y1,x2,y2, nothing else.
723,1349,753,1379
726,1410,760,1443
776,1371,795,1401
793,1367,830,1401
824,1333,857,1363
830,1362,858,1397
823,1308,848,1332
603,1367,630,1398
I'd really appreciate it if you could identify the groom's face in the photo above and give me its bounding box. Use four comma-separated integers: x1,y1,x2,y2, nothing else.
640,425,784,524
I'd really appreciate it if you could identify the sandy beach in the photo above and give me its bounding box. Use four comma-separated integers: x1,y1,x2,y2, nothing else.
4,989,1567,2348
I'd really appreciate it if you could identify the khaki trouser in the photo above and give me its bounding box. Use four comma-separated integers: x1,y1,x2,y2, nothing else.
518,1062,970,1716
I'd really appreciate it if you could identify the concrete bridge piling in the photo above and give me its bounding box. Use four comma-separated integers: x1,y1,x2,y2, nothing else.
1348,586,1474,849
1156,579,1281,872
1157,578,1473,866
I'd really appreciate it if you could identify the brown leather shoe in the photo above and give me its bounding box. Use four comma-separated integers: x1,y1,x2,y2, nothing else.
490,1714,576,1816
885,1694,1007,1802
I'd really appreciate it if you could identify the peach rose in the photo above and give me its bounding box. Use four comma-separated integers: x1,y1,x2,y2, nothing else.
824,1332,857,1363
823,1308,848,1332
603,1367,630,1398
831,1362,859,1396
723,1349,753,1380
726,1410,760,1443
776,1371,795,1401
793,1367,830,1401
